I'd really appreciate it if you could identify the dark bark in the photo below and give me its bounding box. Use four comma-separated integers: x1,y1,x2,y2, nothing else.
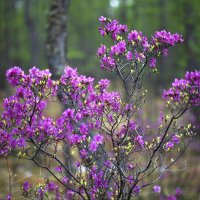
46,0,74,177
46,0,70,79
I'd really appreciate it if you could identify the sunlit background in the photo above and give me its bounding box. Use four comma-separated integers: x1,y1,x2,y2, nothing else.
0,0,200,199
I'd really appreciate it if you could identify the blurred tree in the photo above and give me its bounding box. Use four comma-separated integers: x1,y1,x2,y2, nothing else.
46,0,70,78
0,0,14,91
46,0,75,176
119,0,128,23
24,0,39,66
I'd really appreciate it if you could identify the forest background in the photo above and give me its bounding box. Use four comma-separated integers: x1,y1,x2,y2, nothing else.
0,0,200,199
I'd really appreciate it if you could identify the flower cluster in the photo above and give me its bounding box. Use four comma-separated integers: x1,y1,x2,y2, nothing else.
162,70,200,106
98,16,128,40
0,67,57,156
164,135,181,151
1,66,126,157
153,185,161,193
0,65,154,199
97,16,183,71
0,17,199,200
153,30,184,46
22,181,32,192
21,181,66,199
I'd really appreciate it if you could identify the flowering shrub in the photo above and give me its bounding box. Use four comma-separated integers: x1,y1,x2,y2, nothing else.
0,17,199,200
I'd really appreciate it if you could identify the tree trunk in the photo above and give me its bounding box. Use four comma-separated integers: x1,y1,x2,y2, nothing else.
46,0,74,177
46,0,70,78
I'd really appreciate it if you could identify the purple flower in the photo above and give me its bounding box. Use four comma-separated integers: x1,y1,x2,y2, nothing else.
104,160,112,168
173,33,184,43
128,30,141,42
79,123,89,135
99,16,107,23
75,161,81,167
172,78,188,89
80,149,88,159
93,134,104,144
150,57,156,68
47,182,57,192
162,48,168,56
118,24,128,33
135,135,144,148
135,52,145,63
22,181,31,192
159,111,164,122
126,51,133,61
153,185,161,193
98,79,110,91
133,185,140,195
110,40,126,56
6,194,12,200
55,189,61,200
37,188,44,199
6,66,24,86
154,30,183,46
63,108,75,119
98,18,127,40
163,70,200,106
127,164,134,170
75,112,82,121
97,44,107,57
66,190,75,199
165,141,174,150
175,187,182,197
142,36,150,49
129,121,136,130
55,166,62,172
62,176,68,184
67,134,82,145
107,191,114,199
167,195,177,200
172,135,180,145
89,141,98,152
100,56,116,70
98,27,106,36
108,114,113,123
60,67,77,84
